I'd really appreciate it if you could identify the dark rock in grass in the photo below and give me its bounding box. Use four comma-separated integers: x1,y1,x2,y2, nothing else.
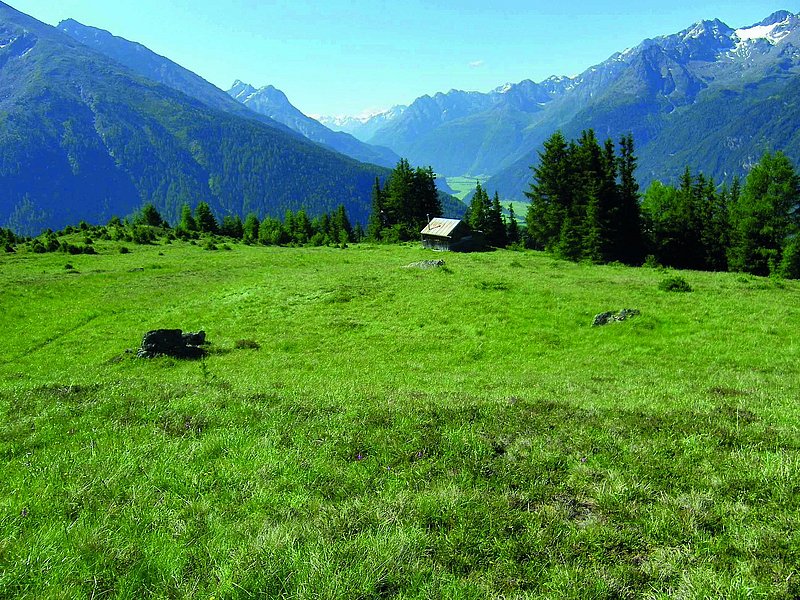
592,309,640,327
406,259,445,269
137,329,207,359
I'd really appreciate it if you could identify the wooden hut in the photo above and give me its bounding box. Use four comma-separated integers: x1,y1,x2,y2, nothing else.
420,218,484,252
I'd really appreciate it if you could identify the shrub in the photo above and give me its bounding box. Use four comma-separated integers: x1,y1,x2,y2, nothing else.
119,246,130,254
643,254,660,269
659,276,693,292
778,238,800,279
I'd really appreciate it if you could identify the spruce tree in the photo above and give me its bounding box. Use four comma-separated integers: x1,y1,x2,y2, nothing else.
220,215,244,239
525,131,571,250
615,133,644,264
467,182,490,232
195,202,218,234
729,152,800,275
486,192,507,247
178,203,197,233
333,205,353,241
243,213,260,244
506,204,520,245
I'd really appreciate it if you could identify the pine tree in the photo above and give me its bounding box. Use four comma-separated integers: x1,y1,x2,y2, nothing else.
332,205,353,242
195,202,218,234
220,215,244,239
242,213,260,244
383,158,415,236
615,133,644,264
178,203,197,233
467,182,490,232
486,192,507,247
525,131,572,250
506,204,520,245
136,203,164,227
729,152,800,275
412,166,442,230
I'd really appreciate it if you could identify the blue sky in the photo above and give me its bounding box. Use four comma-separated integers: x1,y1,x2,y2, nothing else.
12,0,800,117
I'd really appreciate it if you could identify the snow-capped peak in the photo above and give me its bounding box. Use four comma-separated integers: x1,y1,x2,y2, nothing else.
735,11,797,45
493,83,513,94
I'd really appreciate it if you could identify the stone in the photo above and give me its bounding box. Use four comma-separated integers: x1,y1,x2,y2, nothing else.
405,259,445,269
592,309,640,327
137,329,207,359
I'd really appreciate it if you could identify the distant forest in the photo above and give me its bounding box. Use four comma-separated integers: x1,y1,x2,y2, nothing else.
3,135,799,279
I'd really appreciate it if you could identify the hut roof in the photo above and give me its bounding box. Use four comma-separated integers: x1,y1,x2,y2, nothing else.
420,218,463,238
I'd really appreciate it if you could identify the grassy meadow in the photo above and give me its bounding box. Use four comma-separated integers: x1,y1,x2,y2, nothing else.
1,238,799,598
445,176,490,201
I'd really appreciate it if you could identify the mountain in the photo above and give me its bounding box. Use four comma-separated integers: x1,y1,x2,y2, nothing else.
226,80,400,168
365,83,566,176
57,18,298,136
0,2,390,234
316,106,407,142
486,10,800,199
363,10,800,199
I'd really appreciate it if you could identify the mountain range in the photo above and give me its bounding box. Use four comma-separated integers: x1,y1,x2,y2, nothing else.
330,10,800,200
0,2,397,234
3,3,799,234
225,80,400,168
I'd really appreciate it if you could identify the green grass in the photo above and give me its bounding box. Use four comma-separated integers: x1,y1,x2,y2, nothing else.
444,176,528,219
2,240,800,598
505,201,530,220
445,176,490,201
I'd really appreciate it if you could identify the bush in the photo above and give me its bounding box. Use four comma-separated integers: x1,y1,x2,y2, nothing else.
779,238,800,279
659,276,693,292
643,254,660,269
119,246,130,254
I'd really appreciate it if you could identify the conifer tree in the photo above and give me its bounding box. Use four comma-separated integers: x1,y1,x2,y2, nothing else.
195,202,218,234
525,131,572,250
467,182,490,232
506,204,520,245
136,203,164,227
178,203,197,233
485,192,507,247
218,215,241,239
729,151,800,275
333,204,353,242
615,133,644,264
242,213,260,244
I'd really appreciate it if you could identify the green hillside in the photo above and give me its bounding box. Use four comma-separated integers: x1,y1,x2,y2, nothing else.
2,240,799,597
0,3,388,235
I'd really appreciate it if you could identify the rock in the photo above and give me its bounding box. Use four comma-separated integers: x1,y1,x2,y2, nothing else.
137,329,207,359
406,259,445,269
592,309,640,327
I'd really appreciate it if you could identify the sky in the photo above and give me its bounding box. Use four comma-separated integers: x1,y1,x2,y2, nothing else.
11,0,800,117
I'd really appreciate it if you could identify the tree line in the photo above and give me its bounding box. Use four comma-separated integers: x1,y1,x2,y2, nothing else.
523,130,800,278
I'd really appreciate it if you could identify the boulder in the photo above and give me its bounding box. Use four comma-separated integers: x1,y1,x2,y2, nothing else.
592,309,640,327
137,329,207,359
